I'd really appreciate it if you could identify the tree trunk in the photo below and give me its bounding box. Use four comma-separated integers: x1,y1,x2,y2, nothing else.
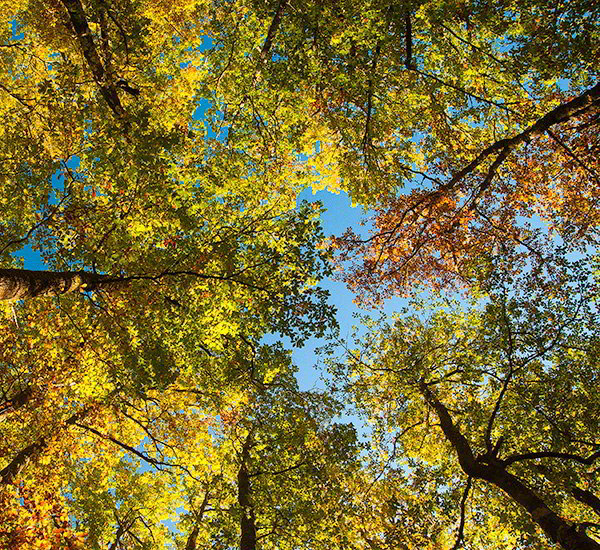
59,0,127,119
0,406,91,484
0,268,114,301
480,466,600,550
185,489,210,550
185,526,200,550
573,487,600,518
238,434,257,550
420,382,600,550
0,438,47,484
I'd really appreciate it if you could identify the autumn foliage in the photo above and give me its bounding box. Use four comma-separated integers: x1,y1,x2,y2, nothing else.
0,0,599,549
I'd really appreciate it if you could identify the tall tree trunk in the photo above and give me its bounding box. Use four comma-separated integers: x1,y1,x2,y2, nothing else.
0,438,47,484
185,526,200,550
420,382,600,550
238,434,257,550
0,268,115,301
59,0,127,119
259,0,288,61
0,406,92,484
185,489,210,550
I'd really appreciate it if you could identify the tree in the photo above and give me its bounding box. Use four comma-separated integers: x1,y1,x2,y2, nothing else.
327,255,600,549
0,1,343,545
334,82,600,299
2,0,600,548
292,0,599,297
1,322,365,549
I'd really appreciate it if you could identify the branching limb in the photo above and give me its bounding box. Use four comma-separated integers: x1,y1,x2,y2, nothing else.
0,404,94,484
546,129,600,183
444,81,600,193
0,82,34,109
419,379,482,476
450,477,472,550
249,461,307,478
0,194,71,256
74,421,203,481
502,449,600,467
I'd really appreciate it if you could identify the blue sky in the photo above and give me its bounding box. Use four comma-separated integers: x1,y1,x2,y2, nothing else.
271,187,409,392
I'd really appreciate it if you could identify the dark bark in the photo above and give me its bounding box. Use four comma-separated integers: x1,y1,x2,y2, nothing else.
503,450,600,467
420,381,600,550
238,434,257,550
259,0,288,62
185,526,200,550
59,0,126,119
0,265,268,302
116,79,140,97
0,406,90,484
0,439,47,484
107,521,127,550
444,81,600,195
0,268,114,301
573,487,600,518
450,476,472,550
185,487,210,550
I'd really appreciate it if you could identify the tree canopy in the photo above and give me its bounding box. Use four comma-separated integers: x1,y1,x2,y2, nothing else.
0,0,598,549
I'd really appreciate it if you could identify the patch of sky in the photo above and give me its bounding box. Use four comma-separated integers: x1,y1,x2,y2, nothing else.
193,97,225,141
12,156,81,270
11,20,24,41
262,187,408,401
187,34,213,52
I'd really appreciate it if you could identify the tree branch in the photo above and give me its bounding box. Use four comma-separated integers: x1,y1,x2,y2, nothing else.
73,420,207,482
450,476,472,550
419,379,482,476
444,81,600,194
259,0,288,62
0,268,117,301
0,385,33,416
0,405,92,484
503,449,600,467
573,487,600,518
419,381,600,549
